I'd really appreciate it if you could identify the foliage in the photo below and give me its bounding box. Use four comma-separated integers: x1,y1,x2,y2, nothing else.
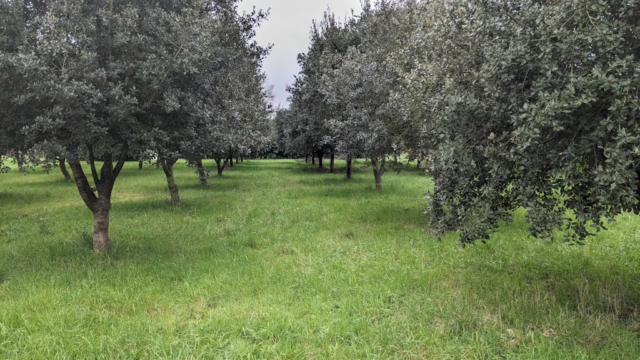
283,1,417,188
399,0,640,244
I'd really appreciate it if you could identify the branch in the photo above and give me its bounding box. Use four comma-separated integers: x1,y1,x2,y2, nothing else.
86,143,101,186
68,161,98,211
113,156,126,178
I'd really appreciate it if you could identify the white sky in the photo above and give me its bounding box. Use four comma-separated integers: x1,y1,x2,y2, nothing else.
237,0,363,107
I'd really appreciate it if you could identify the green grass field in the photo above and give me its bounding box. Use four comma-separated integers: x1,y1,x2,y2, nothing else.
0,159,639,359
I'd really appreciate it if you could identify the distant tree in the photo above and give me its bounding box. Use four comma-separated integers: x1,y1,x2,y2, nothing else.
320,1,415,189
285,13,346,169
179,6,271,181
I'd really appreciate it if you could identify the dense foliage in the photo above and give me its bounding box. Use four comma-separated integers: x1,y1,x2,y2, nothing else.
400,0,640,244
280,0,639,244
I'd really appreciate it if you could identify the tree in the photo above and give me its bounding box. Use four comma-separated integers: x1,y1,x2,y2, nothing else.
284,13,345,169
0,1,48,175
400,0,640,244
319,1,415,189
1,0,250,251
178,5,271,181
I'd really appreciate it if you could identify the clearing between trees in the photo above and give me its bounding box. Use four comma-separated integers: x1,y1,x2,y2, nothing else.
0,160,639,358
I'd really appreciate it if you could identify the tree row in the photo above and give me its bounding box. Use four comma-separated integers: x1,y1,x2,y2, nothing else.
0,0,272,251
277,0,640,245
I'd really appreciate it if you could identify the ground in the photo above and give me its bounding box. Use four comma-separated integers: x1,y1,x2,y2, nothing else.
0,159,639,359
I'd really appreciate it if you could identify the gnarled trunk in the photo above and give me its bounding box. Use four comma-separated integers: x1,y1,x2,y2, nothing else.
160,158,180,205
346,156,353,180
68,149,125,252
59,157,72,181
330,152,335,173
196,160,208,185
372,157,385,191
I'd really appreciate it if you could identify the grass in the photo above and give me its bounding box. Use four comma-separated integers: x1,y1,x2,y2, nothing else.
0,159,639,359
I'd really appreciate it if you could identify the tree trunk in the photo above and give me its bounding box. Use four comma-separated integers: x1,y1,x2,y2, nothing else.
372,157,385,191
330,152,335,173
236,156,240,164
229,156,234,167
215,158,229,176
92,202,111,252
196,160,208,185
139,161,143,170
346,156,353,180
59,157,72,181
240,155,244,163
305,155,308,163
160,159,180,205
68,150,125,252
318,150,324,170
417,159,422,169
16,152,25,172
312,153,315,165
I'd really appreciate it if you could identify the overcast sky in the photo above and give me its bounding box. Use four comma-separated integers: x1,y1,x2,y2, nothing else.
237,0,363,107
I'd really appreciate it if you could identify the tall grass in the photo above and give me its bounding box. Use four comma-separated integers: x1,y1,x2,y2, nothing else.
0,159,638,359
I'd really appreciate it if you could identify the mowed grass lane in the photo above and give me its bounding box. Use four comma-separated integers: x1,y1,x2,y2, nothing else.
0,160,639,359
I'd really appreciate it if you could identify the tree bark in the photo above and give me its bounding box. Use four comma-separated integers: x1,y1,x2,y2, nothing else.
160,158,180,205
372,157,385,191
330,152,335,173
92,203,110,251
240,155,244,163
68,149,125,252
196,160,208,185
346,156,353,180
305,155,308,163
16,152,25,172
318,150,324,170
139,161,143,170
215,158,229,176
229,156,234,167
59,157,72,181
312,153,315,165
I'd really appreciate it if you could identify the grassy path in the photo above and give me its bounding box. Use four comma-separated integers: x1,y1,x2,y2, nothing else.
0,160,639,358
